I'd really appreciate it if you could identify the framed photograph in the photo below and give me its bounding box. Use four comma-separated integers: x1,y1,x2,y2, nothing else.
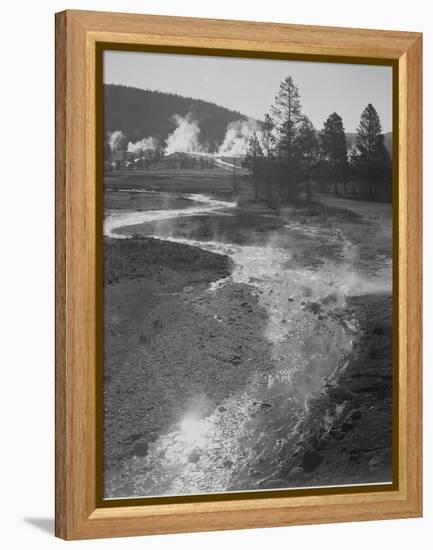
55,10,422,540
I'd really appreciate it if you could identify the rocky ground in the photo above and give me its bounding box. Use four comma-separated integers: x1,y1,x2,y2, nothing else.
104,237,274,496
271,293,393,488
103,192,393,496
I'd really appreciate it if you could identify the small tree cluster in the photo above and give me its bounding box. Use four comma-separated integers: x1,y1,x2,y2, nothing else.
244,76,319,204
243,77,391,204
349,104,392,199
319,112,349,195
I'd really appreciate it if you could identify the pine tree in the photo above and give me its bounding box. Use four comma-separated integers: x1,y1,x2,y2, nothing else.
320,112,349,195
296,116,319,202
260,114,276,204
270,76,303,202
355,104,391,198
349,147,362,194
244,132,264,199
261,114,275,158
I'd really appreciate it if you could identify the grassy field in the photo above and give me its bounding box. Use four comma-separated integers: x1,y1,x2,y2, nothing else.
105,167,248,197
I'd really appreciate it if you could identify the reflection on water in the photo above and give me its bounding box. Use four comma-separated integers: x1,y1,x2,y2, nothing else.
104,193,236,238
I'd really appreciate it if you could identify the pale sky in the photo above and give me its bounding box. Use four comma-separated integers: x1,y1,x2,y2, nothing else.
104,50,393,133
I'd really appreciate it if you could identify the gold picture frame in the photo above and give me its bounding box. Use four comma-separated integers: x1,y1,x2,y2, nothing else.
55,9,422,540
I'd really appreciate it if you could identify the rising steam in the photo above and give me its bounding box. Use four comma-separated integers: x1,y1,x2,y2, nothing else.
108,130,126,152
127,136,156,153
108,116,260,159
218,119,260,157
165,114,202,155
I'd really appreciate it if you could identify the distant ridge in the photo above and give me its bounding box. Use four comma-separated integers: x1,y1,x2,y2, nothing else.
104,84,248,152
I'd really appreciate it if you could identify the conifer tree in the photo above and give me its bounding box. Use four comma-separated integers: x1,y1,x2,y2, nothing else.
348,147,362,194
244,131,264,199
270,76,304,202
320,112,349,195
355,103,391,198
261,114,275,158
296,116,319,202
260,114,276,204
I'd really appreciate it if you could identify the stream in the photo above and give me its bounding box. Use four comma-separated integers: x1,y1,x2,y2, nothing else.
104,192,388,497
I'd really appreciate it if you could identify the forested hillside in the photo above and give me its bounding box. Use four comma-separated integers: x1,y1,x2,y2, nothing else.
104,84,247,152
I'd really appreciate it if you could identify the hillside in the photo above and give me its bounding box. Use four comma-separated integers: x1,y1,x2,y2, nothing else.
104,85,248,152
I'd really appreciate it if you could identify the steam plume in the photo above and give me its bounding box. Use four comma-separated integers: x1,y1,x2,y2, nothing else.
127,137,156,153
218,119,260,157
108,130,126,152
165,114,202,155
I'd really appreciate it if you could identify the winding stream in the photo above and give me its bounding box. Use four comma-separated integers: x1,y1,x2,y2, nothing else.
104,192,388,497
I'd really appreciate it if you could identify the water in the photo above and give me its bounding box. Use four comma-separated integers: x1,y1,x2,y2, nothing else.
104,193,236,238
104,192,388,497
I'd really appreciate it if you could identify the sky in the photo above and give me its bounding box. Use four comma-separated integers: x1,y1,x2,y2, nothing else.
104,50,393,133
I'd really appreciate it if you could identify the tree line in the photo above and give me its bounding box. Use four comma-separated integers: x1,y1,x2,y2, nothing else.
243,76,392,204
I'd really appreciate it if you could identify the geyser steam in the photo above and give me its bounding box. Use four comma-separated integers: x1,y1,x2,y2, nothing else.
127,136,156,153
108,130,126,152
162,114,261,158
165,114,202,155
218,119,260,157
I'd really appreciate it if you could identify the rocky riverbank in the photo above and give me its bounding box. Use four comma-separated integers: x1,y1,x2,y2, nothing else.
263,293,393,488
104,237,274,496
103,194,393,497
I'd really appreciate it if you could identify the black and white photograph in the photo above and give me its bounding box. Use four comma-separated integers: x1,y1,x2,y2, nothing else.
102,50,393,499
